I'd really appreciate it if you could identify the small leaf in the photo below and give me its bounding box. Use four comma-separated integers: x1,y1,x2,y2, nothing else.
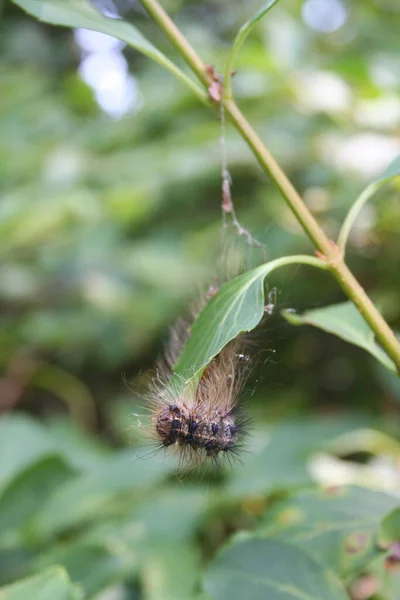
10,0,206,102
282,301,397,373
224,0,282,96
0,566,82,600
203,538,348,600
259,486,399,578
338,153,400,252
244,0,282,26
173,255,326,385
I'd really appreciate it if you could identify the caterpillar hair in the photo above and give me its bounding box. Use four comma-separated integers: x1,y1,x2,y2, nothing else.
139,284,252,471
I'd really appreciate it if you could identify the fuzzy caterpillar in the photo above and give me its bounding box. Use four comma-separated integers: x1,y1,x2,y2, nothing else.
143,287,251,470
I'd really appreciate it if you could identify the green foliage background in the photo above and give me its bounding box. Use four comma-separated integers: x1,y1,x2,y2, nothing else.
0,0,400,598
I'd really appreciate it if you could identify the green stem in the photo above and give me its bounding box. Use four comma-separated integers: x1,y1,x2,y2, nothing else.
224,102,400,372
224,0,282,100
138,0,400,373
252,254,328,276
224,101,335,254
223,27,248,100
337,179,390,254
160,61,209,104
138,0,210,88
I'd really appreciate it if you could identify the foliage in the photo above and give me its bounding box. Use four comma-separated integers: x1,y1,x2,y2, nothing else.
283,301,397,373
0,413,399,599
1,0,400,598
173,255,326,385
204,538,349,600
0,567,82,600
11,0,400,371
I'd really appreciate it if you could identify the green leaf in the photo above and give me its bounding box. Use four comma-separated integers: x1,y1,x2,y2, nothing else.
379,507,400,548
225,417,369,497
10,0,206,102
0,566,83,600
282,301,397,373
84,486,210,549
173,255,326,386
38,529,200,599
141,541,201,600
203,538,348,600
224,0,282,96
45,419,110,472
382,571,400,600
134,486,210,543
0,456,74,547
0,415,55,494
34,449,175,539
382,153,400,179
368,554,400,600
62,491,205,599
259,486,399,578
338,153,400,252
0,548,36,587
36,541,134,598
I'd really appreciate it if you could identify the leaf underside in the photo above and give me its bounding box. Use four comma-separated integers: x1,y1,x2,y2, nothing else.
283,301,397,373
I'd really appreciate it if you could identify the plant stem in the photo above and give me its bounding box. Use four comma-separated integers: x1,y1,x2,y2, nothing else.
138,0,210,88
224,0,282,100
331,261,400,368
225,101,334,254
225,101,400,371
138,0,400,372
337,179,393,254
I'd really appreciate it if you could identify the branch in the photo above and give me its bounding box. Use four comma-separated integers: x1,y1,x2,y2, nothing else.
138,0,400,372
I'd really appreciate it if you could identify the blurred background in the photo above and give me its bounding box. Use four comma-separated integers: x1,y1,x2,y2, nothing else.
0,0,400,598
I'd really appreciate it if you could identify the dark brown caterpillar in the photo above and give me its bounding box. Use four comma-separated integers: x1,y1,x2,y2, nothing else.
140,242,261,469
144,324,250,470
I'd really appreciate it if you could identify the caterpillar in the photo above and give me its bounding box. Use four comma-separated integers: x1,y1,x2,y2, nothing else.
141,287,251,470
